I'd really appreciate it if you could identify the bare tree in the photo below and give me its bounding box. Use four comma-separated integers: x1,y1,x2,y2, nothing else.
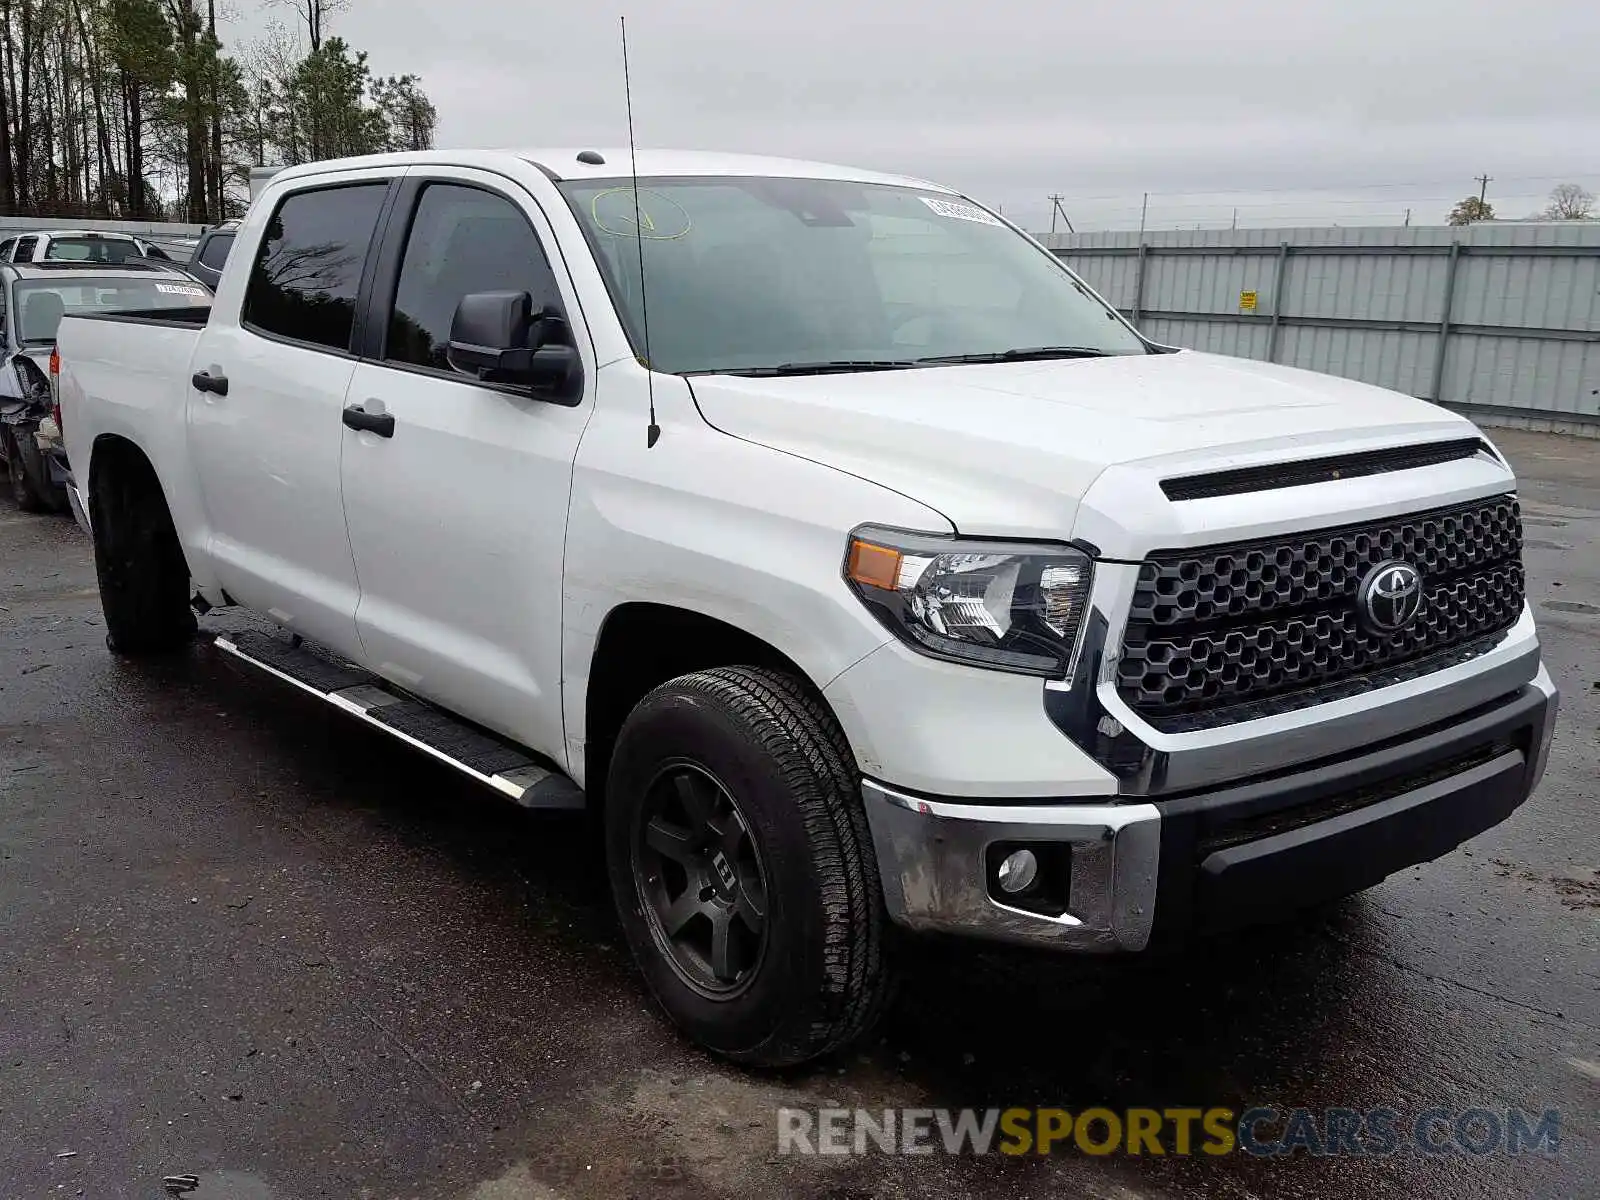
1541,183,1595,221
265,0,346,52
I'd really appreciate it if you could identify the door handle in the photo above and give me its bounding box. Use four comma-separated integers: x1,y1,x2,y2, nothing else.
342,404,395,438
191,371,228,396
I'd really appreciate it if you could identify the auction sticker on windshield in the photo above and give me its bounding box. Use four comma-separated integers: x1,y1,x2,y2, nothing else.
919,196,1004,226
155,283,207,296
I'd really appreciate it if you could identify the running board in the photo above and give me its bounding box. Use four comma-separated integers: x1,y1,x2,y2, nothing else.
213,630,584,811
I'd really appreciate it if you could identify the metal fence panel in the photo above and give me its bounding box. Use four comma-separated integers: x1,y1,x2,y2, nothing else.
1045,222,1600,434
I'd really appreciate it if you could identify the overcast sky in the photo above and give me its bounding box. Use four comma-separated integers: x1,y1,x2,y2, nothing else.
229,0,1599,232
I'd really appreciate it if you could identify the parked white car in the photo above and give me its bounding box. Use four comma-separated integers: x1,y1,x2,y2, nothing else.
55,149,1557,1066
0,229,177,266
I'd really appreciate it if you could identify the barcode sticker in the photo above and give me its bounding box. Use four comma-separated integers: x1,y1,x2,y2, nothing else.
919,197,1004,226
155,283,207,296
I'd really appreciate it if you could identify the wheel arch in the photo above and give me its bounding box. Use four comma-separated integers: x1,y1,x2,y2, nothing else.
580,601,852,804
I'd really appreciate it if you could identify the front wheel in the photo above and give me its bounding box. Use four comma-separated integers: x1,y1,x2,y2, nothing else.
606,666,891,1067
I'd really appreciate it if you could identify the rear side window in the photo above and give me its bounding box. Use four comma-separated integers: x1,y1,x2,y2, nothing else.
15,236,37,262
243,183,387,352
198,232,234,270
385,183,561,373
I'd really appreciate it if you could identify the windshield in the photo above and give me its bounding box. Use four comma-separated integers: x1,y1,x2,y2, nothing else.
13,276,210,344
558,176,1147,375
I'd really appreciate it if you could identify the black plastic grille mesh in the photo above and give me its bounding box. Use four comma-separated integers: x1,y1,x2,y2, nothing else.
1117,496,1524,729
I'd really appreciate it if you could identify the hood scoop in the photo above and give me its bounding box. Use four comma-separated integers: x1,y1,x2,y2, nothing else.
1159,437,1494,501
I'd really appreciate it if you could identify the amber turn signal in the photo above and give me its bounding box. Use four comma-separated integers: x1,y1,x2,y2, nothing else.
846,538,902,591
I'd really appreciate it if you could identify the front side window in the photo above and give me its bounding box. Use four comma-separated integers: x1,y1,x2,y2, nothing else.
243,183,388,352
557,175,1146,375
14,276,210,345
385,183,561,373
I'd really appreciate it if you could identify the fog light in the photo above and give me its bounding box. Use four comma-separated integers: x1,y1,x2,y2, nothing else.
996,848,1039,895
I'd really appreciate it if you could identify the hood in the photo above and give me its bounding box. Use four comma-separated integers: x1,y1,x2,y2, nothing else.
687,350,1478,540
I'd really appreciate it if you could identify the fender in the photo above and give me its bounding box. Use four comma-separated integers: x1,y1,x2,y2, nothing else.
559,366,953,786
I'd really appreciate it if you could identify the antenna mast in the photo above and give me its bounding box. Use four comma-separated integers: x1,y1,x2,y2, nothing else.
621,17,660,448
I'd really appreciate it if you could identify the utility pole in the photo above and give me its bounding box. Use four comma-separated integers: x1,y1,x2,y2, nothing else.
1404,208,1412,227
1476,173,1493,203
1047,194,1073,234
1231,207,1238,230
1138,192,1148,242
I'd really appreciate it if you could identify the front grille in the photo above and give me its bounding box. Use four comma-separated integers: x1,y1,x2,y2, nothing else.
1117,495,1524,730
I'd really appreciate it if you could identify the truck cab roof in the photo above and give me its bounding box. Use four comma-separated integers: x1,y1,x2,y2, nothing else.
260,147,958,192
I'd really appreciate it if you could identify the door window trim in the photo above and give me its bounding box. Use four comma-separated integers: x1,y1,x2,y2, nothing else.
239,177,400,359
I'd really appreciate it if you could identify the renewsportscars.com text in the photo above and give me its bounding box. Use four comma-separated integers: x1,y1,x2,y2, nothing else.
777,1106,1561,1158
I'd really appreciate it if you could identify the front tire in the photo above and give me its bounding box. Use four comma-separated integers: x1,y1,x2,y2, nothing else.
606,666,890,1067
90,452,196,655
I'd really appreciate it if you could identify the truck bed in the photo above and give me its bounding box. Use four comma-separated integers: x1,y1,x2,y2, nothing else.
57,311,205,466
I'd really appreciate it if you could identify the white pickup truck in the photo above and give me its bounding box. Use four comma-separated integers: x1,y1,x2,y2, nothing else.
57,149,1558,1066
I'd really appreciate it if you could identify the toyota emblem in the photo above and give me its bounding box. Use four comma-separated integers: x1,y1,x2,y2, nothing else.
1358,560,1424,634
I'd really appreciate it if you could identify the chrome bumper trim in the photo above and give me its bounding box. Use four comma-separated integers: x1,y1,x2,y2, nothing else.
860,780,1160,951
1527,664,1560,793
66,478,91,536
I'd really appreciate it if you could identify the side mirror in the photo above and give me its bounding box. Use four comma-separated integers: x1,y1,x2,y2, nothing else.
447,290,581,400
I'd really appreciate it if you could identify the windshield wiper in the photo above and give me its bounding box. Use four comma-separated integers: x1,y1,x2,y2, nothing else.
915,346,1115,365
719,359,919,377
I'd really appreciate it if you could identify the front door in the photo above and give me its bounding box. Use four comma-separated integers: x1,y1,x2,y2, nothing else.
187,177,395,651
339,171,592,762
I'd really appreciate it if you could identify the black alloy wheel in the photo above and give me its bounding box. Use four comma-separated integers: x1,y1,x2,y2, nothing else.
632,760,770,998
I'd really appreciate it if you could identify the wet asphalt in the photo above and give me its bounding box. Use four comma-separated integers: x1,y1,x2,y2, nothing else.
0,428,1595,1200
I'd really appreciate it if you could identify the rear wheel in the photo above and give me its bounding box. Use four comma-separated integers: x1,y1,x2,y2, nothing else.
606,666,891,1067
90,450,196,655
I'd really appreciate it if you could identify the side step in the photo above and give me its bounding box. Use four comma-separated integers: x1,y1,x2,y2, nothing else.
214,630,584,811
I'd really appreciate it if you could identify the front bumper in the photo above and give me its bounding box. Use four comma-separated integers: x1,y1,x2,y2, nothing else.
862,667,1558,950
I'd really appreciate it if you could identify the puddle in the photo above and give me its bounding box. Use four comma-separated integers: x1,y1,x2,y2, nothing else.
1542,600,1600,615
162,1172,279,1200
1524,539,1569,551
1522,517,1569,527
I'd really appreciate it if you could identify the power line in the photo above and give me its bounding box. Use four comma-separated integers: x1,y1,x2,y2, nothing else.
1037,170,1599,206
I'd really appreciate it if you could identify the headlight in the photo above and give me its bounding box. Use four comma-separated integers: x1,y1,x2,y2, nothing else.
844,527,1095,678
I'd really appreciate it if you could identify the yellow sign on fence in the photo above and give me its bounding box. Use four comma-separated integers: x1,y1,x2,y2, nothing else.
1239,290,1259,311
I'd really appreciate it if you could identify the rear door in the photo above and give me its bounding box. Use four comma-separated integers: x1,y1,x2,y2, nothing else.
338,168,593,758
187,172,400,652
